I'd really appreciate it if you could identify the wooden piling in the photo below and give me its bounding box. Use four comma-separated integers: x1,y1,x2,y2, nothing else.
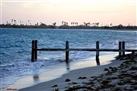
31,40,35,62
96,41,100,65
34,40,37,60
131,51,135,60
132,51,135,55
122,41,125,56
65,41,69,64
119,41,122,57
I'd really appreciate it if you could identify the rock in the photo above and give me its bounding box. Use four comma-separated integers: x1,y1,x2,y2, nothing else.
90,76,96,78
105,72,113,75
104,68,110,72
119,73,131,78
73,82,78,84
65,85,94,91
112,87,121,91
78,76,87,79
52,84,58,87
124,85,134,91
130,66,137,70
101,80,110,85
65,79,71,82
109,67,118,72
117,80,126,85
122,77,132,83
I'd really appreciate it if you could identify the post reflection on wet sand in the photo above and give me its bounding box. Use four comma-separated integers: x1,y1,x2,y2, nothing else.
33,74,39,82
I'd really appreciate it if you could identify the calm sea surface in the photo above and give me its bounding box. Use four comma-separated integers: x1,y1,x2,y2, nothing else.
0,28,137,89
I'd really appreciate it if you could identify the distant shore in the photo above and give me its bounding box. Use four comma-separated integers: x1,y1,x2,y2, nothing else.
0,24,137,30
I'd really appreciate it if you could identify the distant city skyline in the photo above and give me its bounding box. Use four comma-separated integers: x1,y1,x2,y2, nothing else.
0,0,137,26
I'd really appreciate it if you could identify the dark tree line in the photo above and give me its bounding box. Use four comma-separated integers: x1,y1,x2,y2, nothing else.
0,20,137,30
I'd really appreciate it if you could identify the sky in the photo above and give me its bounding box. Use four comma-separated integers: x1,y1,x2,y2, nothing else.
0,0,137,26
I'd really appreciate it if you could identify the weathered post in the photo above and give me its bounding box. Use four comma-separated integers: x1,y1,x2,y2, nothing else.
119,41,122,58
96,41,100,65
31,40,35,62
122,41,125,56
34,40,38,60
131,51,135,60
132,51,135,55
65,41,69,64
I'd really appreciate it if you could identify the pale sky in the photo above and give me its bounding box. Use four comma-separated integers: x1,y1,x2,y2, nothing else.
0,0,137,26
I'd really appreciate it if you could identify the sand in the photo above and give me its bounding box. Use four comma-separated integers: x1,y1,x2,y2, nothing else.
18,59,123,91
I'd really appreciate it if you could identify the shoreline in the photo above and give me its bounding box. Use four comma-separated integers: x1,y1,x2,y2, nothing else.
18,53,137,91
4,53,117,91
18,54,123,91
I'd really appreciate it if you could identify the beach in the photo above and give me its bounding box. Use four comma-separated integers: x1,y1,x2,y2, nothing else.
18,57,123,91
18,53,137,91
4,54,114,90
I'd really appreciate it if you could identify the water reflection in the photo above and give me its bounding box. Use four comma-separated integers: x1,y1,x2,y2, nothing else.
32,62,40,83
33,74,39,82
66,62,70,71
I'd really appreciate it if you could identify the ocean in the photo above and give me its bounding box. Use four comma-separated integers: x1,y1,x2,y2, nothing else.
0,28,137,90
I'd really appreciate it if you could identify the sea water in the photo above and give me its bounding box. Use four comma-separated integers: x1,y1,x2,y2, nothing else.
0,28,137,90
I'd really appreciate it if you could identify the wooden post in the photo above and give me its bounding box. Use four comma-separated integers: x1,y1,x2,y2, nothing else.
119,41,122,57
34,40,37,60
31,40,35,62
122,41,125,56
96,41,100,65
132,51,135,55
65,41,69,64
131,51,135,60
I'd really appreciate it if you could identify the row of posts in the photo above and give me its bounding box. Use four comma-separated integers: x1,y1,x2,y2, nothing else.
31,40,101,65
31,40,128,65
